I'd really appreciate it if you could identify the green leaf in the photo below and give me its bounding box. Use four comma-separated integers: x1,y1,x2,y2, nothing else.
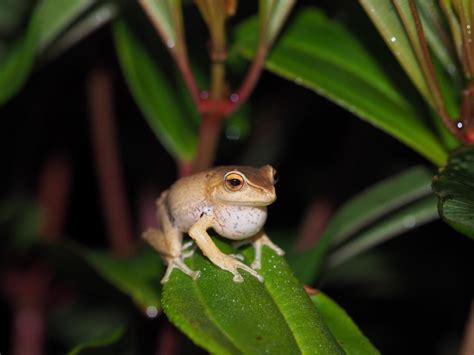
259,0,296,46
311,292,379,354
327,195,438,268
289,166,434,284
34,0,95,53
68,326,125,355
0,21,36,104
0,0,98,104
82,245,164,310
433,146,474,239
113,19,197,161
359,1,433,107
233,8,447,165
162,242,343,354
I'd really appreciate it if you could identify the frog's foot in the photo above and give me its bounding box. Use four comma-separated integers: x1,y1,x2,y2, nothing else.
212,254,263,283
161,257,200,284
251,235,285,270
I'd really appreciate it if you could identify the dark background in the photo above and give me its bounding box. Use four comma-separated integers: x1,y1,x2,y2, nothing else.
1,1,473,354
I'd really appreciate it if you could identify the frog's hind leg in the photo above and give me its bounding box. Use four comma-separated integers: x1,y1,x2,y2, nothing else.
143,228,200,283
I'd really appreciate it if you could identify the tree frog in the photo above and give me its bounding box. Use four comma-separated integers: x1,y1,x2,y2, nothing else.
143,165,284,283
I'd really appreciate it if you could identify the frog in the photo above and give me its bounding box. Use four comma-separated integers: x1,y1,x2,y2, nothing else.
143,165,284,284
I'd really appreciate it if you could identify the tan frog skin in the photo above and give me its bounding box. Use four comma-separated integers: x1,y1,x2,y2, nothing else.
143,165,285,283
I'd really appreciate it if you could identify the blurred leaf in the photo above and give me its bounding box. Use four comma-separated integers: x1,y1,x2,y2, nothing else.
311,292,380,354
289,166,434,284
328,194,438,268
34,0,95,53
233,8,447,165
44,3,118,60
50,302,126,350
433,146,474,239
0,21,36,104
416,0,460,80
113,19,197,161
0,0,98,104
162,241,343,354
82,245,164,310
138,0,186,56
68,326,126,355
259,0,296,46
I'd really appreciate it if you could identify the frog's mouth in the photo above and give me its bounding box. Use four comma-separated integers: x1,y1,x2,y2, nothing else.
215,195,276,207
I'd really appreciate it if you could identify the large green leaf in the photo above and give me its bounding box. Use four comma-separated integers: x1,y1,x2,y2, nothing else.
0,0,98,104
289,166,434,284
162,240,343,354
432,146,474,239
311,292,379,354
233,8,447,165
113,19,197,161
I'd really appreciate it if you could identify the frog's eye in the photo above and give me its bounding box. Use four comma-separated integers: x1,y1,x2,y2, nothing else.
272,169,279,185
224,172,244,191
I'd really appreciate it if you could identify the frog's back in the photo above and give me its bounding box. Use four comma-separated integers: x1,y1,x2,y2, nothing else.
165,172,212,232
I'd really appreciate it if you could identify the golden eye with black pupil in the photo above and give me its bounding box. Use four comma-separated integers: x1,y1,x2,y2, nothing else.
225,173,244,191
273,169,279,185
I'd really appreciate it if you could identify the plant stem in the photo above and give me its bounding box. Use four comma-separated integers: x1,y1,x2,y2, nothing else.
460,301,474,355
139,0,201,107
406,0,467,142
87,68,136,256
227,44,268,116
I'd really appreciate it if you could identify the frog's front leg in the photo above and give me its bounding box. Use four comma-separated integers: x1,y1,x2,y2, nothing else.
234,231,285,270
188,214,263,283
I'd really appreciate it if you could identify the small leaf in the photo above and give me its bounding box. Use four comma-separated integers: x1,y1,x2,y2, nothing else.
138,0,186,55
34,0,95,53
311,292,380,354
289,166,434,284
113,19,197,161
68,326,126,355
82,245,164,310
433,146,474,239
233,8,447,165
162,242,343,354
259,0,296,46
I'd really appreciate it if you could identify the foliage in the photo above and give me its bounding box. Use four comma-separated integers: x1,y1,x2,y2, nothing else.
0,1,473,354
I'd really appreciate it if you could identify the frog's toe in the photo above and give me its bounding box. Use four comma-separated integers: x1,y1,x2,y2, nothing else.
161,257,200,284
251,259,261,270
229,253,244,261
234,261,263,282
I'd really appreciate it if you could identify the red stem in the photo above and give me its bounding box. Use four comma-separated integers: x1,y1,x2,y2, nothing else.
460,301,474,355
192,113,222,172
87,68,136,256
407,0,467,142
226,45,268,116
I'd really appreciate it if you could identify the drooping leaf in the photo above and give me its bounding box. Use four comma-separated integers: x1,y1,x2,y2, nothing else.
82,245,164,311
233,8,447,165
113,19,197,161
311,292,380,354
327,194,438,269
162,241,343,354
68,326,126,355
289,166,434,284
433,146,474,239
